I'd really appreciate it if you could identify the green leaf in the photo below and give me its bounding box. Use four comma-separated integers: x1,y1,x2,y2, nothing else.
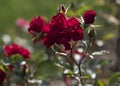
96,80,106,86
109,72,120,86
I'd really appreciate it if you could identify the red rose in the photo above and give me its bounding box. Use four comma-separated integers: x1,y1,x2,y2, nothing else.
19,47,30,59
83,10,96,24
50,13,67,30
56,31,71,50
43,13,68,48
4,43,30,59
0,69,6,84
28,16,45,33
67,17,80,28
4,43,19,57
43,30,61,48
43,13,83,50
41,24,50,33
70,27,83,41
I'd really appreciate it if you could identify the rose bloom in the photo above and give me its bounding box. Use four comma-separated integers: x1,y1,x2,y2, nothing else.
43,13,83,50
4,43,30,59
28,16,45,33
4,43,20,57
19,47,30,59
43,13,68,48
67,17,80,28
0,69,6,84
50,13,67,30
83,10,96,24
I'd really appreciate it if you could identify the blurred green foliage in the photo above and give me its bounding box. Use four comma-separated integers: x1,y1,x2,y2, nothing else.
0,0,68,35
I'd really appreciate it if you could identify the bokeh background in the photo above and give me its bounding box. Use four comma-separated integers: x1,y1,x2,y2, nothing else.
0,0,120,85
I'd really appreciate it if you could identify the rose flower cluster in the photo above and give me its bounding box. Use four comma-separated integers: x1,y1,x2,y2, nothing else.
28,6,96,50
4,43,30,59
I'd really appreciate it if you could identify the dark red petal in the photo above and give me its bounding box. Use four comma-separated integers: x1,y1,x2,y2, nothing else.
83,10,96,24
67,17,80,28
72,27,83,41
41,24,50,33
50,13,67,30
28,16,45,33
0,69,6,84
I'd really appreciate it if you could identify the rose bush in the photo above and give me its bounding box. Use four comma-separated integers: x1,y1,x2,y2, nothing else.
27,5,97,86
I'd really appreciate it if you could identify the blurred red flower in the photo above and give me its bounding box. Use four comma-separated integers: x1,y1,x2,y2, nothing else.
16,18,29,28
4,43,20,56
19,47,30,59
4,43,30,59
0,69,6,84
